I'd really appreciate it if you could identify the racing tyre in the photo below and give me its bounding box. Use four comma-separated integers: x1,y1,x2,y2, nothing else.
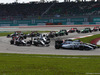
55,44,61,49
55,34,58,37
7,34,10,38
66,32,68,35
90,30,92,33
10,40,14,44
55,40,62,49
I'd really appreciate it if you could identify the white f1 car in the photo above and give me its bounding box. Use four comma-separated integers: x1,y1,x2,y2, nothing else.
33,34,50,46
55,39,98,50
10,35,31,46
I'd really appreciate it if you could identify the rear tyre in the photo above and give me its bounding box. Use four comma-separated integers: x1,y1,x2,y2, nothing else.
10,40,14,44
55,40,63,49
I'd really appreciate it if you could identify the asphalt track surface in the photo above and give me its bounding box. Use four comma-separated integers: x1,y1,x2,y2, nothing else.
0,26,100,55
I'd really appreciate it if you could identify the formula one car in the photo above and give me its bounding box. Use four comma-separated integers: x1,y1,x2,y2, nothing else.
48,30,68,38
67,28,79,33
48,31,57,38
80,28,92,33
27,31,40,37
55,29,68,36
92,26,100,31
33,34,50,46
7,31,27,39
10,35,31,46
55,39,97,50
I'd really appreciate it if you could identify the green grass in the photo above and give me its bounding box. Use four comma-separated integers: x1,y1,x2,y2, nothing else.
0,31,51,36
75,34,100,43
0,31,12,36
0,53,100,75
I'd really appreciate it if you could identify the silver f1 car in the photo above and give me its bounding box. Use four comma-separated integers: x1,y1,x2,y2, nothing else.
55,39,98,50
33,34,50,46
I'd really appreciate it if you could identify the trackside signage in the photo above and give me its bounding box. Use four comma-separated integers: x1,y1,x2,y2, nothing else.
53,19,67,22
0,21,13,24
17,20,31,24
93,18,100,22
70,18,86,22
0,24,10,26
35,19,49,23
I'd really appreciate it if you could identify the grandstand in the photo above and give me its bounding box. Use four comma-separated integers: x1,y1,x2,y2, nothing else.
0,1,100,26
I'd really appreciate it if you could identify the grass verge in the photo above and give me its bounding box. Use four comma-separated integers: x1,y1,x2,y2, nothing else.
0,31,51,36
0,53,100,75
75,34,100,43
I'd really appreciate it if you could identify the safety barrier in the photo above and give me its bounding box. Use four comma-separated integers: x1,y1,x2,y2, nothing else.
0,18,100,27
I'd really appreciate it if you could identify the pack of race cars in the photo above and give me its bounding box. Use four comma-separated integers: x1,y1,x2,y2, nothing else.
7,26,100,50
7,31,50,46
67,26,100,33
